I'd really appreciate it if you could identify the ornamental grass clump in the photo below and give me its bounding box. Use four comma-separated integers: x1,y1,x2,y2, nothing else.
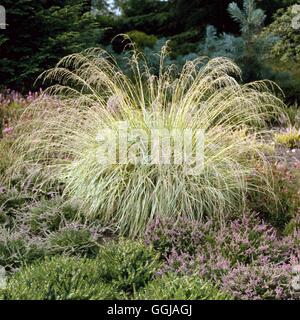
9,46,284,236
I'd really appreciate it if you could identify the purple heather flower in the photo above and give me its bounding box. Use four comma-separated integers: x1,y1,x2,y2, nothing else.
145,212,300,300
2,127,13,134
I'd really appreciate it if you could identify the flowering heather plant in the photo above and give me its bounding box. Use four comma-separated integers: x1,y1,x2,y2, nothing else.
0,188,33,228
0,89,41,107
146,212,298,266
212,213,286,265
146,212,300,299
221,263,295,300
0,89,42,137
156,249,196,276
17,197,80,236
145,216,210,257
0,226,46,271
0,195,116,271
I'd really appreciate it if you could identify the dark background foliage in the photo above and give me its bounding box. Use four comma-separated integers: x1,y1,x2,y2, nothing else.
0,0,299,101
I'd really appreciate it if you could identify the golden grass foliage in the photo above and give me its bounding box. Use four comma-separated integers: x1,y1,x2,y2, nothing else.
274,127,300,149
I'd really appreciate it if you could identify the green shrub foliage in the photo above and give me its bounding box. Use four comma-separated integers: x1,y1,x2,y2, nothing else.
2,256,119,300
96,240,161,295
136,273,232,300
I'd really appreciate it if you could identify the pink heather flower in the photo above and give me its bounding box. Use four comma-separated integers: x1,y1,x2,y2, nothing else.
275,287,283,298
3,127,13,134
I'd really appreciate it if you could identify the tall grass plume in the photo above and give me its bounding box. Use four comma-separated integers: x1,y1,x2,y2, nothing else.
8,45,284,236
